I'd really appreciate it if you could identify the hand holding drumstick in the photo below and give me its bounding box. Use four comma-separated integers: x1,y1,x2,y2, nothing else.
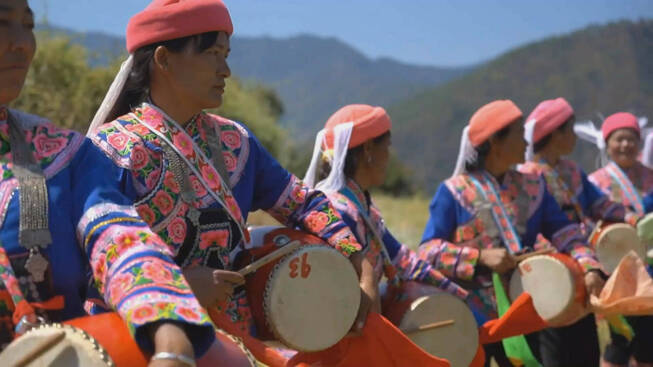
183,266,245,308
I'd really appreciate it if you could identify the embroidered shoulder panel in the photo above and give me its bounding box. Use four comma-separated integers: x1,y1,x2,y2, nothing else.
556,159,583,196
203,113,251,187
91,110,253,268
589,162,653,206
589,166,631,206
444,171,544,248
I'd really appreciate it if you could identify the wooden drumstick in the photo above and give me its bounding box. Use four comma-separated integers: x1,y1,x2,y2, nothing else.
14,330,66,367
345,319,456,338
401,319,455,334
514,248,555,263
588,220,604,242
238,240,301,276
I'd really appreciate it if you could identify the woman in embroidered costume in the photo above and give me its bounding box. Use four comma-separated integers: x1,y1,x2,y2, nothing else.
419,100,605,367
518,98,636,367
577,112,653,367
303,104,469,300
0,0,218,365
87,0,376,362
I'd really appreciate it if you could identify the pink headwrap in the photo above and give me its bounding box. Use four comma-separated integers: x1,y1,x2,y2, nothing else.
602,112,640,141
126,0,233,53
526,98,574,143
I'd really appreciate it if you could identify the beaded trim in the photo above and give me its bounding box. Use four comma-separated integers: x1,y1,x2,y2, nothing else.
23,323,114,366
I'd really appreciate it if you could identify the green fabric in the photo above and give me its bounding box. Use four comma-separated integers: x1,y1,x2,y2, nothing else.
493,272,541,367
637,213,653,246
606,314,635,341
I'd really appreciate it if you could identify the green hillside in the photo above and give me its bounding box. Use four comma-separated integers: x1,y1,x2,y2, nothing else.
36,25,470,142
228,35,470,139
389,20,653,191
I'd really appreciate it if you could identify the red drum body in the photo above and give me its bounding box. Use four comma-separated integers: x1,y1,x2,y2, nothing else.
589,222,645,274
510,254,587,327
0,312,256,367
382,281,478,367
241,227,360,352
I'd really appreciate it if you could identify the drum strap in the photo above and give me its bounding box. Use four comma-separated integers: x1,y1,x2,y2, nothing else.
469,173,540,366
340,186,399,284
468,172,522,254
538,160,585,222
606,162,645,215
130,106,249,243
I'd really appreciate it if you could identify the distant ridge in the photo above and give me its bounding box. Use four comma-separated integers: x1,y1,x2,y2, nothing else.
37,24,471,140
388,20,653,190
227,35,470,139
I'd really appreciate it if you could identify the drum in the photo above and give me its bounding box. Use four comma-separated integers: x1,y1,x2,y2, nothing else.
508,268,524,303
240,227,360,352
0,312,257,367
509,254,587,327
589,222,646,274
382,281,478,367
0,322,115,367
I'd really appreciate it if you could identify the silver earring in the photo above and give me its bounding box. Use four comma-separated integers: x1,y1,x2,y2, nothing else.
367,155,372,163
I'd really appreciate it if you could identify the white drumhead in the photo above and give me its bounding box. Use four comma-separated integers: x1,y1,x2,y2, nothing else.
399,292,478,367
518,255,574,322
265,245,360,352
596,224,645,274
0,324,113,367
508,269,524,303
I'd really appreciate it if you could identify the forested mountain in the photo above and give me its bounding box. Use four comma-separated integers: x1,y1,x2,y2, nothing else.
37,25,470,140
388,20,653,190
227,35,469,139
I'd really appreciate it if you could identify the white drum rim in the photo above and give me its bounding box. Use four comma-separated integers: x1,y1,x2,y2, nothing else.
0,323,114,367
518,255,576,322
508,269,524,303
263,244,360,352
399,292,479,367
596,223,645,274
215,328,257,367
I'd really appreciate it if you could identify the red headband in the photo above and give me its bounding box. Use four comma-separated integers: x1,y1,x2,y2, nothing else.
126,0,233,53
527,98,574,143
323,104,392,149
602,112,640,141
468,100,523,147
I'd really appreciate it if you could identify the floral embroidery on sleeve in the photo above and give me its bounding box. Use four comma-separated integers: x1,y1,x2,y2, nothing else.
267,176,362,256
78,204,212,339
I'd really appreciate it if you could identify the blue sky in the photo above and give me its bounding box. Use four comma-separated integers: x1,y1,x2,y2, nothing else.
30,0,653,66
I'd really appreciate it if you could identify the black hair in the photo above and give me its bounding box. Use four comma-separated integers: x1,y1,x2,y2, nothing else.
465,125,510,172
105,31,220,123
317,131,391,182
533,116,574,153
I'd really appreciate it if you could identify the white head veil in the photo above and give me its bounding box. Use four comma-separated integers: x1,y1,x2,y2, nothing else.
303,122,354,193
451,125,477,177
573,119,608,167
86,55,134,136
524,118,537,162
